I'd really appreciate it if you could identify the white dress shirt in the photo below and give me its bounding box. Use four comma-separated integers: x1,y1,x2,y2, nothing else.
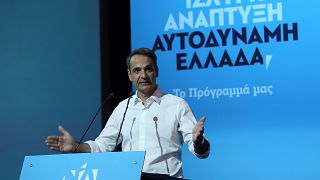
85,87,210,178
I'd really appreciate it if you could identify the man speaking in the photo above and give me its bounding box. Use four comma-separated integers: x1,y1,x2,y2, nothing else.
45,48,211,179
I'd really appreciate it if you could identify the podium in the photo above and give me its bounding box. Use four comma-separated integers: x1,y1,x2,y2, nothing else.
19,151,146,180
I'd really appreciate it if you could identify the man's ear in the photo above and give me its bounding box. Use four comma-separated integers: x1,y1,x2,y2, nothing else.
127,69,133,81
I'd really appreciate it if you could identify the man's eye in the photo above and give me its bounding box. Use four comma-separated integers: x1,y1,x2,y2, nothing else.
133,69,140,73
146,67,153,72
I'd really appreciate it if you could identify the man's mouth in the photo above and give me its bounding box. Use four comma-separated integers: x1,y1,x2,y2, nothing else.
139,82,150,85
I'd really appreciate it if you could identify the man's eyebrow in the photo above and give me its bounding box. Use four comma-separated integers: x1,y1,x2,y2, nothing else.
132,64,153,69
144,65,153,68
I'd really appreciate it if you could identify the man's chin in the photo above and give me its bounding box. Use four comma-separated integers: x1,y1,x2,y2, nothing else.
139,86,151,91
138,84,156,93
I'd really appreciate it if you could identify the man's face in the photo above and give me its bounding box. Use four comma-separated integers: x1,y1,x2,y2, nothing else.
128,54,158,97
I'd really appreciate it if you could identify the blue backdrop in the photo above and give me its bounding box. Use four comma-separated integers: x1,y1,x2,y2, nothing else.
131,0,320,179
0,1,101,179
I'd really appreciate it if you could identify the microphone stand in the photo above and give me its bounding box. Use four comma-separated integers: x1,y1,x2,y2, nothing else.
113,93,133,152
73,93,115,153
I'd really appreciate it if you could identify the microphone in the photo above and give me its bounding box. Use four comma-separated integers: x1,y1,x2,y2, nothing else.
73,92,115,153
153,116,158,122
153,116,170,173
113,92,134,152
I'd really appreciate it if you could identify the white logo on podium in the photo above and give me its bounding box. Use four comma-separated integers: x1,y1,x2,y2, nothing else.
62,163,98,180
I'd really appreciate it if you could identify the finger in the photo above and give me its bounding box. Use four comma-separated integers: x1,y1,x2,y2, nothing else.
46,142,61,151
58,125,69,135
49,146,61,151
47,143,60,149
45,139,59,144
199,116,206,123
46,136,60,141
198,126,204,134
45,139,60,145
197,123,205,135
195,125,204,135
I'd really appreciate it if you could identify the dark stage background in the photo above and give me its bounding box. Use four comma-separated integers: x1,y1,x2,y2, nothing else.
0,1,131,179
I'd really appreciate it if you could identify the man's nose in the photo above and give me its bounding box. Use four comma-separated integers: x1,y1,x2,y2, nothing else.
140,70,147,78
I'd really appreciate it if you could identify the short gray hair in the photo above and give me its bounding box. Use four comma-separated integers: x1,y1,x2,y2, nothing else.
126,48,158,70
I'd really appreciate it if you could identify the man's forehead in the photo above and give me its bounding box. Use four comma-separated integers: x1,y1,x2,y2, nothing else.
130,56,154,68
131,63,154,69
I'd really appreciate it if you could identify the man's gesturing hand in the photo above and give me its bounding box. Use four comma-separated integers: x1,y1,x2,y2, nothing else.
192,116,206,145
45,126,76,153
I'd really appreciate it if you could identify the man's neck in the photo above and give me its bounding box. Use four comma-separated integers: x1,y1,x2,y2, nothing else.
137,86,158,104
138,93,148,104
